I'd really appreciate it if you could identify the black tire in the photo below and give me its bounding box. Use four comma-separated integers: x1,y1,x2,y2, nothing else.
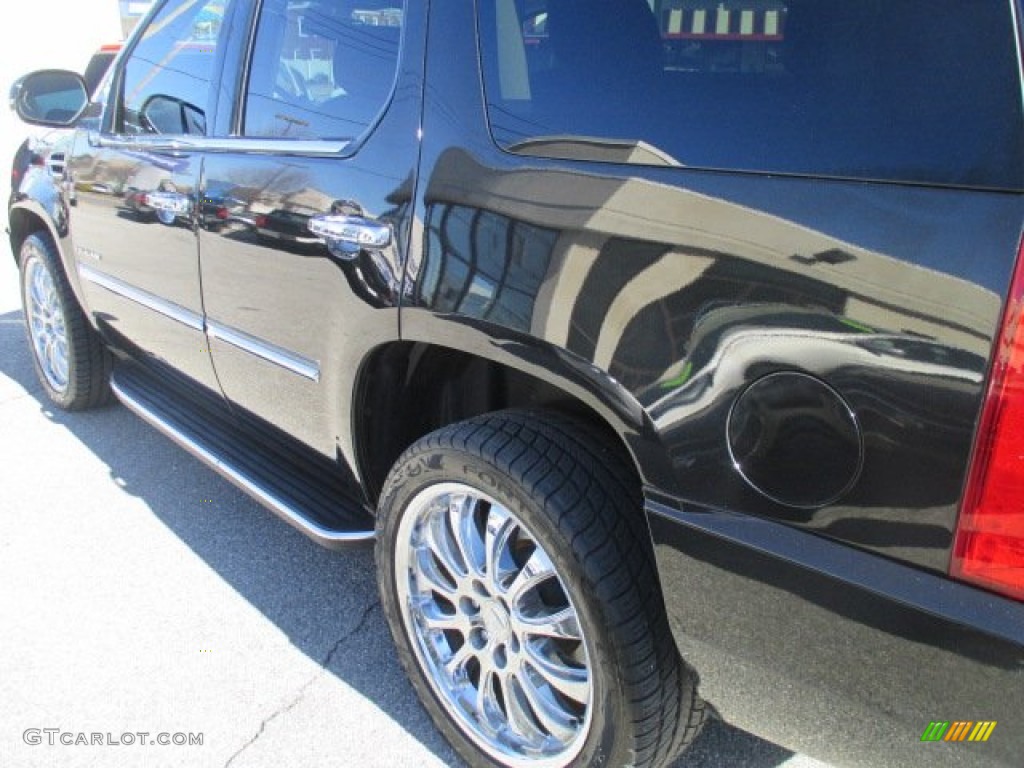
18,231,111,410
376,410,704,768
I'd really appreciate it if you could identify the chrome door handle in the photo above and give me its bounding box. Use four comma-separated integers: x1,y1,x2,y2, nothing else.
308,214,391,250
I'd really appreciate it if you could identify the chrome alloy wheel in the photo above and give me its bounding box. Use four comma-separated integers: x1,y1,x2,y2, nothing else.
24,249,69,393
395,482,593,767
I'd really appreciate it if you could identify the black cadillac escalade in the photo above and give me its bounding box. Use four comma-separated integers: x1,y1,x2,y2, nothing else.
8,2,1024,766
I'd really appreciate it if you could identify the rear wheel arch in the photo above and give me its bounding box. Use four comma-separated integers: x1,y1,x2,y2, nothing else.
352,339,678,506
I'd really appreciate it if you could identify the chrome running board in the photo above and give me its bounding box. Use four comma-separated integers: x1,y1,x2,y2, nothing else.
110,366,375,549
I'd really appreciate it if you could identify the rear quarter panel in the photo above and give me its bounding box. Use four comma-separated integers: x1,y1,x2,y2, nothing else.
405,5,1024,764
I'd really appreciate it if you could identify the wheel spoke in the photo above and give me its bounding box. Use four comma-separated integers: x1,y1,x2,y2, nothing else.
412,546,458,602
474,660,502,723
417,600,466,634
524,645,589,703
517,667,580,744
31,326,47,359
507,547,556,605
45,337,57,373
444,641,475,681
503,673,548,744
421,507,469,585
513,605,581,641
484,505,516,591
30,268,47,309
448,493,485,577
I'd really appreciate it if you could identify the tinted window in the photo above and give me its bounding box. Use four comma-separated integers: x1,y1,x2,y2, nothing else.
479,0,1024,189
244,0,404,140
119,0,225,136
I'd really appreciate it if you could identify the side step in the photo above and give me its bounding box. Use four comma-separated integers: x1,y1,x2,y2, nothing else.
110,364,375,548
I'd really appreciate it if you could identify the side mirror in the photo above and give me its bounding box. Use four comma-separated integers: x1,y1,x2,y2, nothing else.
9,70,88,127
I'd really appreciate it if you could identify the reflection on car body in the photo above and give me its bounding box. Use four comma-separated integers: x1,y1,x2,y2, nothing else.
7,2,1024,768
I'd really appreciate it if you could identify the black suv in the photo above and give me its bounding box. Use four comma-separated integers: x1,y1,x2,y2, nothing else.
8,2,1024,767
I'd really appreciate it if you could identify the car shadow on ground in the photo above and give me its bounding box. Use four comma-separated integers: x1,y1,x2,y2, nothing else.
0,307,799,768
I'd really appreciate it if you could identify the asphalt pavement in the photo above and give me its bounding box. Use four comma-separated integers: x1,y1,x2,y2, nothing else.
0,251,831,767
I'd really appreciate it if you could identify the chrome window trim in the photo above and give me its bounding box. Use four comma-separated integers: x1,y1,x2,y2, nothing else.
88,132,350,157
206,320,321,382
78,263,204,331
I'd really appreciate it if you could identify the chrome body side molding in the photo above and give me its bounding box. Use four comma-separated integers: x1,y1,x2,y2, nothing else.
205,320,321,382
78,263,204,331
78,264,320,382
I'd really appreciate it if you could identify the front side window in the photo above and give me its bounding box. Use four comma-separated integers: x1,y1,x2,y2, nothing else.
478,0,1024,189
119,0,226,136
243,0,404,140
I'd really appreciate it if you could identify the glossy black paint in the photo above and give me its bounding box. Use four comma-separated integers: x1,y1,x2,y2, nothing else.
197,1,424,463
68,143,218,389
44,0,423,489
395,7,1024,761
648,502,1024,768
9,148,70,247
408,2,1024,575
9,2,1024,766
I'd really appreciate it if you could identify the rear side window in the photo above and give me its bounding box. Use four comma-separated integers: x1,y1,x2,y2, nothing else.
243,0,404,140
478,0,1024,189
119,0,225,136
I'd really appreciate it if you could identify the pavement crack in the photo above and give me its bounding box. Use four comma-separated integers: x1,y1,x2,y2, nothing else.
223,600,381,768
320,599,380,671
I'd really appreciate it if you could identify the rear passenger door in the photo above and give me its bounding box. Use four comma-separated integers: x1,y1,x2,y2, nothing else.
198,0,423,459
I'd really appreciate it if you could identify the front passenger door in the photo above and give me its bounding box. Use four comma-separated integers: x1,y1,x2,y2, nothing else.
69,0,230,392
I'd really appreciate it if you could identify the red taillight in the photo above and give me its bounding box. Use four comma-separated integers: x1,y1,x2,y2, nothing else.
254,215,268,228
951,237,1024,601
216,207,229,220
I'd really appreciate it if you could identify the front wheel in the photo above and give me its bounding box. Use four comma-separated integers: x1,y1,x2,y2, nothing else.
19,231,111,409
376,410,704,768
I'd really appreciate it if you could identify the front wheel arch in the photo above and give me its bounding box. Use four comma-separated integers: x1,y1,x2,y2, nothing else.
9,205,57,265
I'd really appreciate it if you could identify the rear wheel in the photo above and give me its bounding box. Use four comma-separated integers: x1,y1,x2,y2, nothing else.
377,410,704,767
19,232,111,409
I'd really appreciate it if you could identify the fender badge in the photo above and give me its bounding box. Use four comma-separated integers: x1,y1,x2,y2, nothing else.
74,245,102,261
